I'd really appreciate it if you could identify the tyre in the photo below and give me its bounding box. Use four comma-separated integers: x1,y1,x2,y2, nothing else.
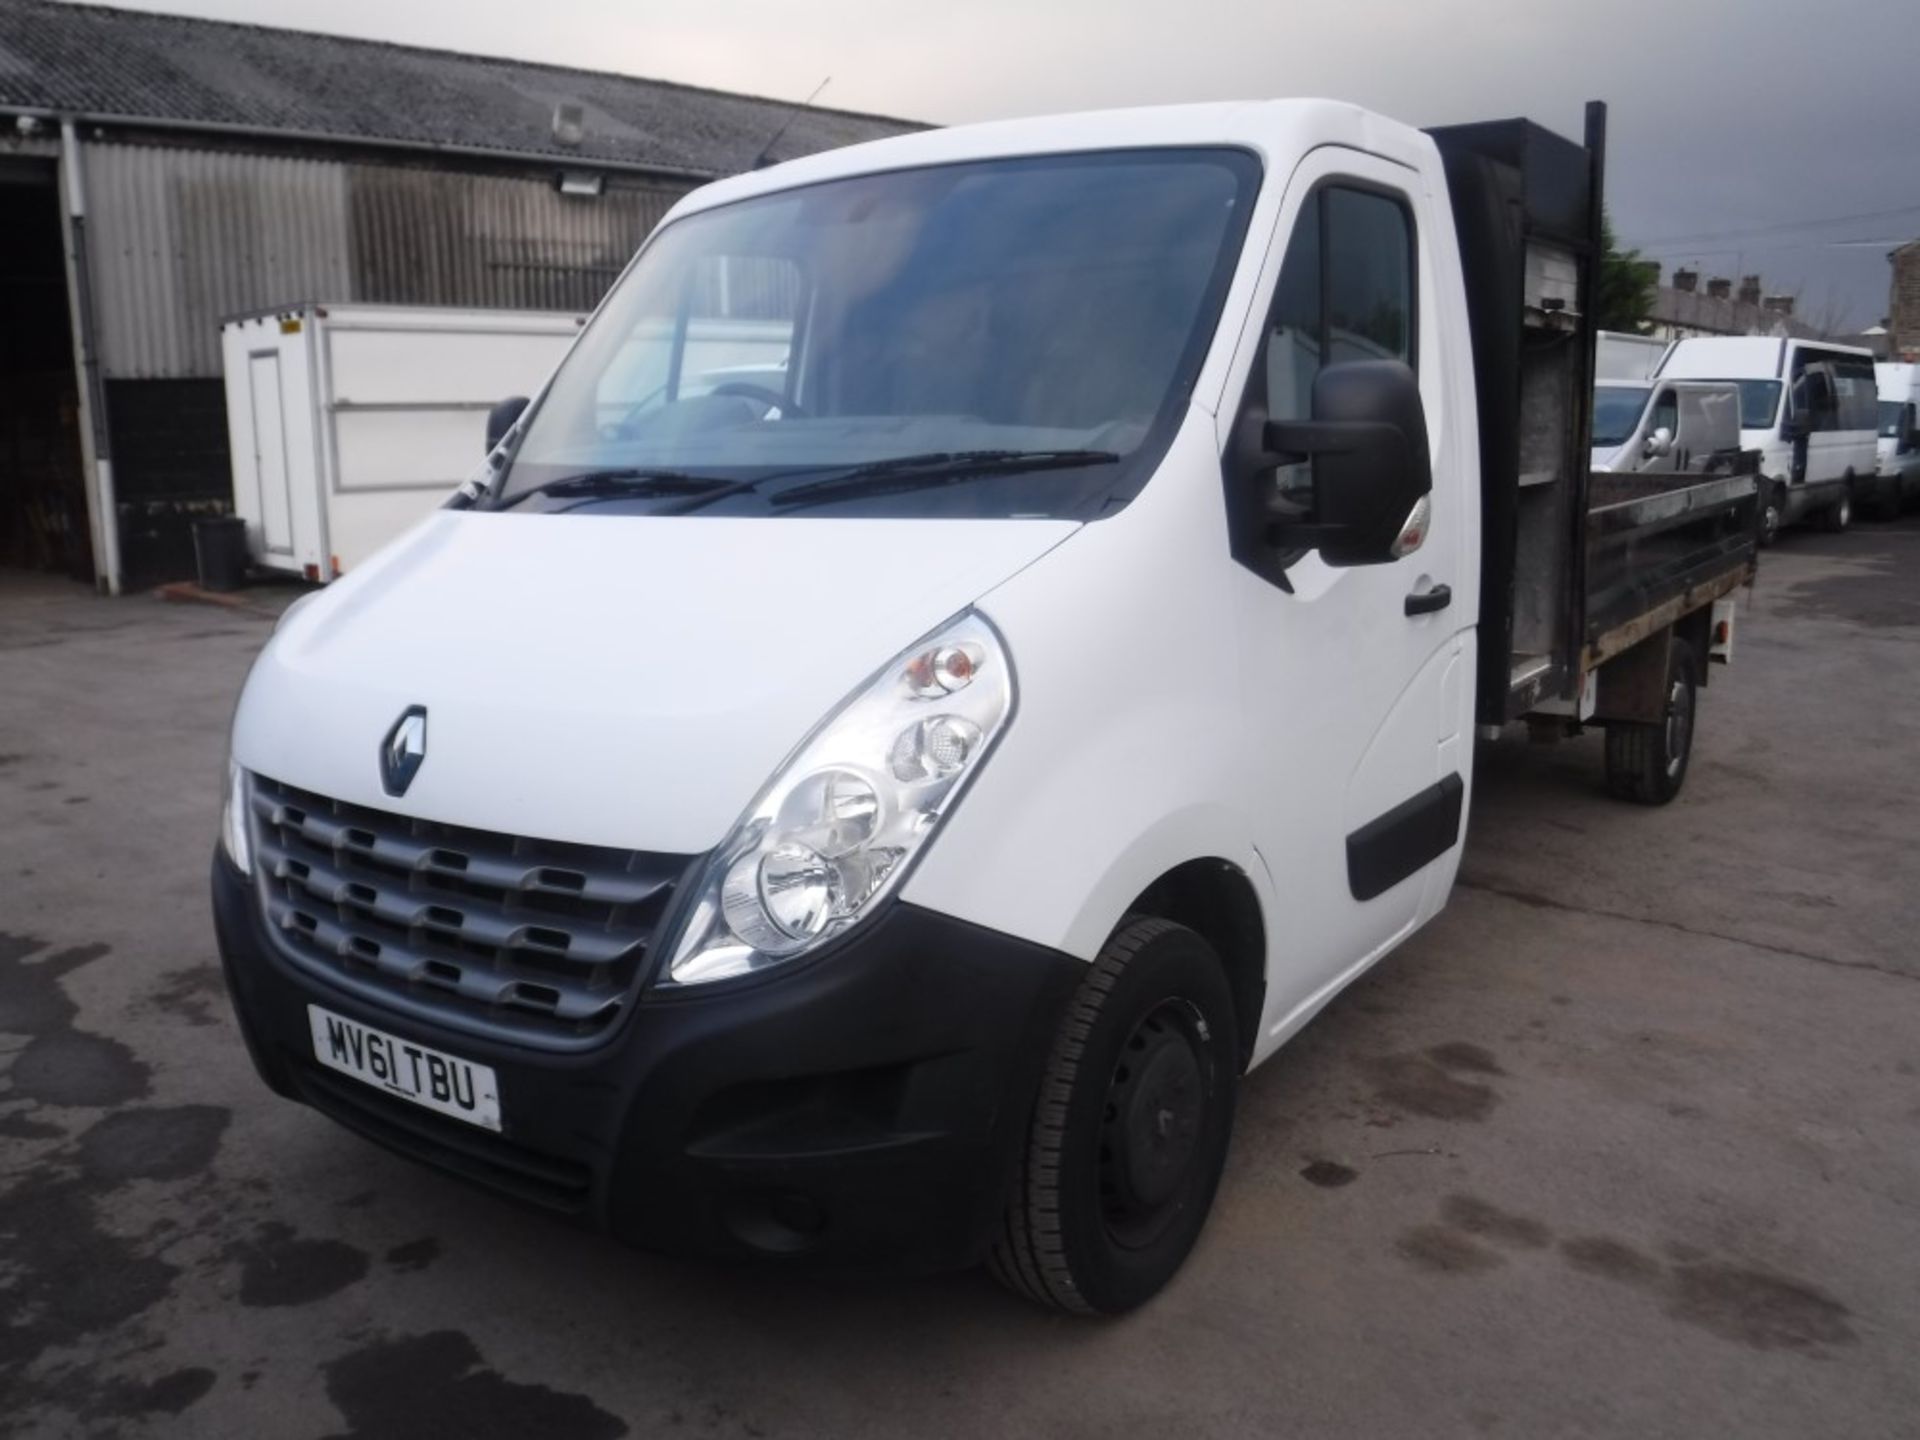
990,915,1239,1315
1758,485,1783,546
1871,479,1903,522
1821,488,1852,533
1603,638,1697,805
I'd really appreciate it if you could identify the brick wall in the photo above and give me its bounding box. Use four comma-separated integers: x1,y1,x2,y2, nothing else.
1892,244,1920,360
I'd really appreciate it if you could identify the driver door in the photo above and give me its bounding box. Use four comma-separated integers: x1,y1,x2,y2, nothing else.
1228,147,1471,1045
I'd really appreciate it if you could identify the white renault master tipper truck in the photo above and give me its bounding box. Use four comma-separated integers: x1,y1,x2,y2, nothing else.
1658,335,1879,540
213,100,1758,1314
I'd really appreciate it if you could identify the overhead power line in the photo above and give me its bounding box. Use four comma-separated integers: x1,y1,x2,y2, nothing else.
1642,237,1917,257
1632,201,1920,249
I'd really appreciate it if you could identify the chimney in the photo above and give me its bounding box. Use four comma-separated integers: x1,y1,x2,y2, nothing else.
1672,267,1699,293
1763,295,1796,317
1738,275,1763,307
1706,277,1732,300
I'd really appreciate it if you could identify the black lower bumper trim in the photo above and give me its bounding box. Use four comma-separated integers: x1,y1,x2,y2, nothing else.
212,851,1083,1271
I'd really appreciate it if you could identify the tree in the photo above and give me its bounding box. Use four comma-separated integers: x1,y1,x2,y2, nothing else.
1595,212,1660,334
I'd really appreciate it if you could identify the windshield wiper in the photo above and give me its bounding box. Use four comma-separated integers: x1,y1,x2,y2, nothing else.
493,469,733,511
768,450,1120,509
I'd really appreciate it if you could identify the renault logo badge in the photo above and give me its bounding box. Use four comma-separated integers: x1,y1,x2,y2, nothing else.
380,706,428,796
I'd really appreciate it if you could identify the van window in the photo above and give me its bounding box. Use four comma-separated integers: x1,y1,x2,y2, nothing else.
1731,380,1782,430
1834,355,1878,432
1265,186,1415,419
1592,385,1651,446
593,255,803,430
498,148,1262,518
1263,184,1416,505
1650,388,1679,438
1789,349,1877,434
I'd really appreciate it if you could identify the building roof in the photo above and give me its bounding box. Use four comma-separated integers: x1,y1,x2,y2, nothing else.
0,0,921,177
1650,285,1823,341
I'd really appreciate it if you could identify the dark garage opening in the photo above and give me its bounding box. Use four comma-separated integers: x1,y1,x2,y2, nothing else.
108,379,233,591
0,163,91,584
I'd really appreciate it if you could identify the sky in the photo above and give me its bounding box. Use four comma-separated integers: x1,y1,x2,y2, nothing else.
83,0,1920,331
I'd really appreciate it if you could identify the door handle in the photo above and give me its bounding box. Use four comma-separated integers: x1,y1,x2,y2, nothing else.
1405,582,1452,616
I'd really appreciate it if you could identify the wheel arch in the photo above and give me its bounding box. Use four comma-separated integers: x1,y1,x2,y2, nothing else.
1125,858,1267,1070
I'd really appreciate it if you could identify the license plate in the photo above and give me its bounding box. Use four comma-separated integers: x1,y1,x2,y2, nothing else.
308,1005,501,1132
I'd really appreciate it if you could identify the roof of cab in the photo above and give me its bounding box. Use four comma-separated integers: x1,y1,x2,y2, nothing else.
660,99,1437,223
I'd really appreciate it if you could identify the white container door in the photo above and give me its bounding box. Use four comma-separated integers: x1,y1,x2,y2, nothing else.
247,351,295,557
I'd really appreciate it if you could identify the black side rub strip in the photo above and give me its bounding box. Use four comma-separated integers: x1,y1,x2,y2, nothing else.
1346,773,1465,901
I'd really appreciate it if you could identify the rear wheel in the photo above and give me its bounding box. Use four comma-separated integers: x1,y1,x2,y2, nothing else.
1604,638,1697,805
1758,485,1784,546
990,916,1238,1315
1822,488,1852,533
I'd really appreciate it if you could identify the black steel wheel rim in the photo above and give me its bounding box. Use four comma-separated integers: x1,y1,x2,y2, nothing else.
1098,997,1213,1250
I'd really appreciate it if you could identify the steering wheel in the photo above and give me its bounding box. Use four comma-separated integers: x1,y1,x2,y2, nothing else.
708,381,804,418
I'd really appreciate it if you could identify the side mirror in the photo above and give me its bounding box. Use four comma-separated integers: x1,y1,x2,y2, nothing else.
1780,411,1808,441
1907,427,1920,453
1260,361,1433,567
1644,425,1674,459
486,395,531,455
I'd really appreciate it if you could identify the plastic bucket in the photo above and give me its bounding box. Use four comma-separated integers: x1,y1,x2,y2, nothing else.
191,515,249,592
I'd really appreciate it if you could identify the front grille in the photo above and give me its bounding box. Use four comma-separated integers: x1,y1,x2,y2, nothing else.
250,774,695,1047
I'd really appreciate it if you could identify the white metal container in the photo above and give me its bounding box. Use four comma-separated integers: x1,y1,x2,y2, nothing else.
219,303,583,579
1594,329,1669,383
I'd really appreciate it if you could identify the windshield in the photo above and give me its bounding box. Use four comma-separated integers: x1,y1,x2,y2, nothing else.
1591,386,1651,447
1880,400,1905,438
495,149,1261,517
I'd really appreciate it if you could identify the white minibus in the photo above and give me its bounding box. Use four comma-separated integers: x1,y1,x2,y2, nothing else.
1659,336,1877,541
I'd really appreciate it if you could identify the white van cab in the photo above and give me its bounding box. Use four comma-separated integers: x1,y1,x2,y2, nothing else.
1657,335,1878,541
213,100,1758,1314
1875,361,1920,512
1590,378,1742,474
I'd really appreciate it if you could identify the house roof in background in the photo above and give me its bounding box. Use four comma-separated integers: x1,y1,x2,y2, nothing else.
1651,285,1823,340
0,0,921,175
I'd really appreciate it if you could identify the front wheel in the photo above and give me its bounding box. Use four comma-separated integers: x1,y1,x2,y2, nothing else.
990,916,1239,1315
1871,477,1903,522
1604,638,1698,805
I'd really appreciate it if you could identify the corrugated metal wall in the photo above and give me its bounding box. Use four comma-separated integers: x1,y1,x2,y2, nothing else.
349,168,680,313
84,142,687,378
86,145,353,379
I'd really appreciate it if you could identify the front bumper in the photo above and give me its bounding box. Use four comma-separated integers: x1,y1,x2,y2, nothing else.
212,851,1081,1271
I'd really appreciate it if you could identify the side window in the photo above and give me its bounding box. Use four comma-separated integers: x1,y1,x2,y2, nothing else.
1263,185,1415,420
1262,183,1416,501
1790,352,1840,434
1835,356,1877,432
1651,388,1679,438
1325,188,1414,367
1264,192,1322,424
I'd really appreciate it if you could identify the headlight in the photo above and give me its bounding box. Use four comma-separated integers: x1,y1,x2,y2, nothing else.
664,611,1013,986
221,758,252,876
